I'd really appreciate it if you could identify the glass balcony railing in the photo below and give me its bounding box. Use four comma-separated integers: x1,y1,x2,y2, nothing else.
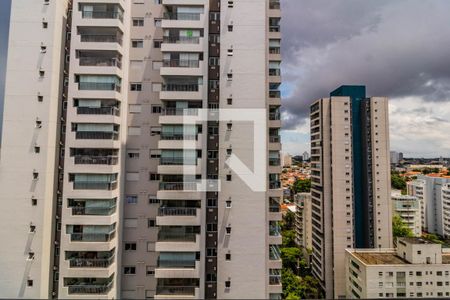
71,205,117,216
158,259,196,268
162,83,199,92
67,281,113,295
269,181,281,189
269,158,280,166
70,231,116,242
162,59,200,68
157,231,197,242
269,245,281,260
79,57,122,68
269,135,281,143
162,108,199,116
163,12,201,21
69,256,115,268
75,131,119,140
81,10,123,21
160,133,198,140
269,112,281,120
269,0,281,9
269,90,281,98
269,47,281,54
158,207,197,216
78,82,121,92
160,157,197,165
80,34,123,44
77,106,120,116
74,155,118,165
269,223,281,236
269,275,282,285
73,181,118,190
159,182,198,191
163,36,200,44
269,69,281,76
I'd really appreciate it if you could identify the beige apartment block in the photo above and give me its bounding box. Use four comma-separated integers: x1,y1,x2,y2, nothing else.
310,86,392,299
294,193,312,251
0,0,282,299
392,192,421,236
346,237,450,299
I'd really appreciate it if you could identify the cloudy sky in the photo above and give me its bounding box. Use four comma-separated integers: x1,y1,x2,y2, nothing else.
0,1,449,157
280,0,450,158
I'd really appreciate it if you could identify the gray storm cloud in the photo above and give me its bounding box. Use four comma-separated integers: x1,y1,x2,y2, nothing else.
281,0,450,131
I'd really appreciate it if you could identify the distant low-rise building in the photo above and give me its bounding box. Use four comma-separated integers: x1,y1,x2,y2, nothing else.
346,237,450,299
294,193,312,251
391,192,421,236
282,153,293,167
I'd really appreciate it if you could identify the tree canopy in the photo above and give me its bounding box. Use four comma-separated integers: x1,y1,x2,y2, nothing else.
292,178,311,193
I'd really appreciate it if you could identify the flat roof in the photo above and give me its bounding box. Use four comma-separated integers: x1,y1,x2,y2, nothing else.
353,252,408,265
399,237,435,244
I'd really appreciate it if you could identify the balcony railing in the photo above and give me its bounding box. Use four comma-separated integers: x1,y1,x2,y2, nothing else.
269,276,282,285
74,155,118,165
269,135,281,143
163,36,200,44
73,181,118,190
163,12,201,21
159,182,198,191
158,231,197,242
269,181,281,189
162,83,199,92
158,259,196,268
269,225,281,236
158,207,197,216
160,133,198,140
70,231,116,242
81,10,123,21
269,112,281,120
269,26,280,33
69,256,115,268
160,157,197,165
269,0,281,9
75,131,119,140
67,281,113,294
269,90,281,98
269,69,281,76
269,158,280,166
78,82,121,92
80,34,122,44
162,59,200,68
77,106,120,116
71,205,117,216
269,47,281,54
162,108,199,116
79,57,122,68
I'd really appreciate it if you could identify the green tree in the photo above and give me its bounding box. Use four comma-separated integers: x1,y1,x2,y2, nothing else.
282,211,295,230
292,178,311,193
281,247,302,272
282,229,296,248
391,174,407,191
393,215,414,239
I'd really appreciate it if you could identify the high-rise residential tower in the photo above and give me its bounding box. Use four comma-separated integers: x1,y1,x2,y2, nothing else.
0,0,282,299
309,85,392,298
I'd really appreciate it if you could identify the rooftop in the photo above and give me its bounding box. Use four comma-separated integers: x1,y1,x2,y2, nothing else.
353,252,408,265
399,237,435,245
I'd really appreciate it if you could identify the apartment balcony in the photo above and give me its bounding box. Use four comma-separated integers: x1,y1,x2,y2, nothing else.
68,251,115,268
64,277,114,296
269,244,282,269
155,258,200,279
69,204,117,216
159,182,199,191
269,158,280,166
76,27,123,54
269,112,282,128
159,133,203,150
78,82,121,92
160,60,203,76
159,108,200,124
160,83,203,100
268,270,283,294
75,131,119,140
74,155,118,165
155,286,199,299
156,233,201,252
72,181,118,190
269,68,282,83
161,36,204,52
158,158,201,175
69,231,116,242
156,207,201,226
79,34,123,45
77,106,120,116
161,12,205,29
81,11,123,22
78,56,122,69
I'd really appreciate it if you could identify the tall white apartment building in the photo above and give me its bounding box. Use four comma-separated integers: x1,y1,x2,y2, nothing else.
294,193,312,251
309,85,393,299
408,175,450,237
0,0,282,299
392,193,421,236
346,237,450,299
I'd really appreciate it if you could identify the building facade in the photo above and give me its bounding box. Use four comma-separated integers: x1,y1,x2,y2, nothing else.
0,0,282,299
346,238,450,299
392,193,421,236
309,85,392,298
294,193,312,251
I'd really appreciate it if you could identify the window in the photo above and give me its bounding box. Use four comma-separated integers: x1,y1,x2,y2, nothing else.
130,83,142,91
149,173,160,181
227,98,232,105
27,280,33,287
131,40,144,48
30,224,36,232
129,104,142,113
37,95,43,102
128,126,141,136
207,223,218,232
126,195,138,204
125,243,137,250
42,22,48,28
207,198,217,207
31,198,37,206
226,253,231,260
225,226,231,235
228,25,233,32
153,40,162,48
146,266,155,276
149,195,160,204
154,18,162,27
150,126,161,135
133,18,144,26
147,219,156,227
124,266,136,275
34,146,40,153
206,273,217,282
152,105,162,113
150,149,161,158
206,248,217,257
127,149,140,159
225,280,231,288
226,174,232,181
